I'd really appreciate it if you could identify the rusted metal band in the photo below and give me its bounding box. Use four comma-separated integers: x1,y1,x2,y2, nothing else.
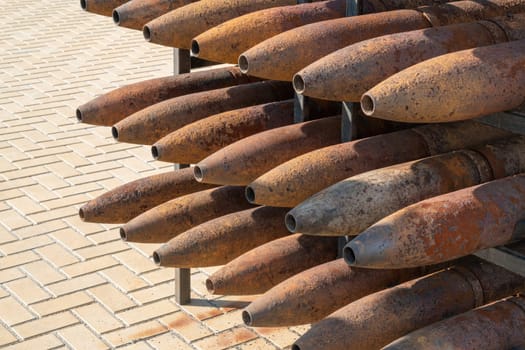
471,146,507,179
460,149,494,183
453,266,485,308
488,12,525,42
477,19,509,43
406,128,433,155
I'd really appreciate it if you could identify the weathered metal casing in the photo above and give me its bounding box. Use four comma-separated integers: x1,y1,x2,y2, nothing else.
293,257,525,350
151,100,295,164
247,121,510,207
289,136,525,237
112,0,196,30
77,67,258,126
143,0,295,49
244,259,449,327
206,234,338,295
120,186,254,243
153,206,290,267
191,0,346,64
384,296,525,350
296,13,525,101
240,0,525,81
80,0,128,16
112,81,292,145
239,10,430,81
78,168,216,224
194,116,341,186
345,174,525,269
290,150,490,236
362,39,525,122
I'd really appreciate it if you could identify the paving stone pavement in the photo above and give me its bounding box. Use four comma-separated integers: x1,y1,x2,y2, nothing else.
0,1,309,348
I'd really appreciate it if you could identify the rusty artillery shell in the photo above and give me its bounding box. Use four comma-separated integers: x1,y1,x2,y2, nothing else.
80,0,128,16
152,100,295,164
191,0,345,64
153,206,290,267
112,0,196,30
296,13,525,102
207,234,338,295
240,0,525,81
244,259,451,327
345,174,525,269
113,81,292,145
120,186,254,243
362,39,525,122
79,167,216,224
293,257,525,350
384,296,525,350
239,10,430,81
288,136,525,237
247,121,510,207
143,0,295,49
77,67,257,126
194,116,341,186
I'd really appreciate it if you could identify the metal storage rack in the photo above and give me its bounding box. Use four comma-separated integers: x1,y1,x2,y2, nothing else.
171,0,525,305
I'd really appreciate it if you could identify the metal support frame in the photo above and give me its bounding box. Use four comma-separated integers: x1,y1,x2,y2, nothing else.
336,0,364,256
173,48,192,305
171,48,221,304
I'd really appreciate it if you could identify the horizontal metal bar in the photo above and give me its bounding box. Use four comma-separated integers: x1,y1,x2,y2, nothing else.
477,111,525,135
475,246,525,278
474,221,525,277
173,48,195,305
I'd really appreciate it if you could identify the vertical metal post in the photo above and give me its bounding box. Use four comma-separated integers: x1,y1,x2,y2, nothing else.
294,0,314,122
174,48,192,75
338,0,363,257
294,93,317,123
173,48,192,305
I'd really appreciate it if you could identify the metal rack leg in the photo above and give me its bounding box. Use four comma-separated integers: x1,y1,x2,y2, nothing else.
173,49,191,305
173,159,191,304
175,267,191,304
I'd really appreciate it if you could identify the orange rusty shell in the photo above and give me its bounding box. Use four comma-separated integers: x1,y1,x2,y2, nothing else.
244,259,451,327
79,167,216,224
143,0,296,49
120,186,254,243
362,39,525,123
153,206,290,267
194,116,341,186
81,0,128,16
112,0,197,30
191,0,346,64
206,234,338,295
239,10,430,81
112,81,292,145
77,67,258,126
152,100,295,164
345,174,525,268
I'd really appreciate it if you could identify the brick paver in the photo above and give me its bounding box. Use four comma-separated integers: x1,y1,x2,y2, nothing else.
0,0,308,348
